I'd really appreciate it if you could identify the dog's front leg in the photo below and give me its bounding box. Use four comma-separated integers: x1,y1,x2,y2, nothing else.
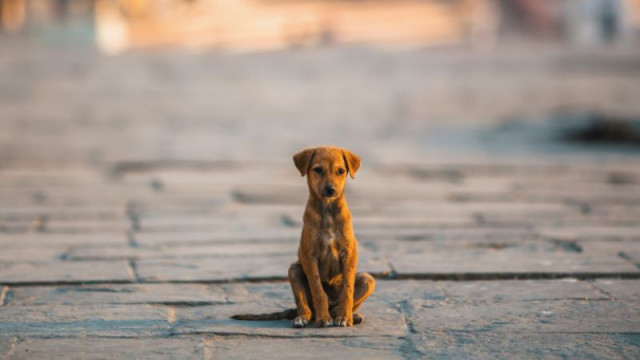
300,257,333,327
334,249,357,326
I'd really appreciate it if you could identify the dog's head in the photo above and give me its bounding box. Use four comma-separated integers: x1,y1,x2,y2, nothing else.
293,146,360,201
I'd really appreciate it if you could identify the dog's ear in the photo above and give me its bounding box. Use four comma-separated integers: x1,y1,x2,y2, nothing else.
342,150,361,179
293,148,316,177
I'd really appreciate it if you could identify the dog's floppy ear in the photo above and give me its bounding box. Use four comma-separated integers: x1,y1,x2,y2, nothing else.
293,148,316,177
342,149,361,179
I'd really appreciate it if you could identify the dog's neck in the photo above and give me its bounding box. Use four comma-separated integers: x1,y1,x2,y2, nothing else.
307,195,349,226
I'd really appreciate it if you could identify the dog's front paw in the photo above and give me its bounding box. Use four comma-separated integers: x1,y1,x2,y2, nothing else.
315,315,334,328
292,316,309,328
334,315,353,327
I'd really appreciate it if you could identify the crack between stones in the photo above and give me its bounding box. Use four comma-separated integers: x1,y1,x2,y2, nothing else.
618,251,640,270
397,300,423,360
587,281,616,300
0,286,9,306
127,260,141,283
2,272,640,288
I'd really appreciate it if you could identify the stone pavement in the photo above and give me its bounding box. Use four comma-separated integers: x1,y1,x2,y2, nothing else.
1,159,640,359
1,39,640,358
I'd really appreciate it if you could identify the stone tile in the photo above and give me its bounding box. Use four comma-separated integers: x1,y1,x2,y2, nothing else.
68,242,296,261
42,219,131,233
9,283,227,306
1,337,205,360
136,255,295,282
439,279,608,302
173,301,406,338
133,229,300,246
0,233,128,248
204,336,406,360
357,248,393,276
593,279,640,301
356,227,536,242
368,280,447,305
0,206,121,221
407,300,640,333
387,240,637,275
137,216,282,232
354,216,477,229
0,248,65,263
0,261,132,284
539,226,640,241
0,304,170,337
413,332,640,360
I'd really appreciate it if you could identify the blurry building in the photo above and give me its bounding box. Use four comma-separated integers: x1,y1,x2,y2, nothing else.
2,0,639,53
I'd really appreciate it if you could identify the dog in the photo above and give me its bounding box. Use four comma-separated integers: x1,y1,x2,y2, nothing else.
232,146,375,328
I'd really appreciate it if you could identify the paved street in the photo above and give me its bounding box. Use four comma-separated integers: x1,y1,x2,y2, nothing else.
1,38,640,358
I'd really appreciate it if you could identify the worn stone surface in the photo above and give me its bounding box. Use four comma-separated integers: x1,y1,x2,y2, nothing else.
0,261,133,284
413,333,640,359
438,279,608,301
8,283,228,306
135,256,295,282
0,336,205,360
407,299,640,333
133,229,300,246
387,240,638,276
593,279,640,300
0,233,128,248
173,302,406,338
203,336,406,360
2,39,640,358
0,304,170,337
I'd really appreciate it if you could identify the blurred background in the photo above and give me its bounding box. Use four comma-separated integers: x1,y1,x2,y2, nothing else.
1,0,640,165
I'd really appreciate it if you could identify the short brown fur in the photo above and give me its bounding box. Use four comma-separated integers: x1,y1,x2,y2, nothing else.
231,146,374,327
289,146,375,328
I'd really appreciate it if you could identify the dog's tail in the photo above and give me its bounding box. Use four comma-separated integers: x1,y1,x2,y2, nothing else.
231,308,297,321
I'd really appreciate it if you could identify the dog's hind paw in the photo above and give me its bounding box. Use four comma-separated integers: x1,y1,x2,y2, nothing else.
292,316,309,328
353,313,364,325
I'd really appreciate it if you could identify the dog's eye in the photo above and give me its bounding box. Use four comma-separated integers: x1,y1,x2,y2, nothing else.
337,168,346,175
313,167,323,175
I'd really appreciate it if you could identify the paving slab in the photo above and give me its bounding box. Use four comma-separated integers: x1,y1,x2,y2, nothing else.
0,233,128,248
593,279,640,300
67,242,296,261
0,261,133,284
0,336,205,360
0,304,170,337
0,248,66,263
203,336,406,360
8,283,228,306
173,302,406,338
387,239,638,276
135,255,296,282
133,229,300,246
407,299,640,333
413,332,640,360
438,279,608,302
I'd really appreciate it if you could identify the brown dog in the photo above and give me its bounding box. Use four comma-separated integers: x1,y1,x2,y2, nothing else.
289,145,375,327
232,146,375,328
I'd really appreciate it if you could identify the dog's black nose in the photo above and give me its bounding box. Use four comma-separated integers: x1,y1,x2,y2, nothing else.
324,185,336,196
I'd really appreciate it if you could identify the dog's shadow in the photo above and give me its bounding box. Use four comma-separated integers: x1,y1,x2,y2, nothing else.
227,319,292,329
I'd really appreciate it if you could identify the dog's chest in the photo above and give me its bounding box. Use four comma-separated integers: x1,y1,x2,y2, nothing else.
318,215,343,280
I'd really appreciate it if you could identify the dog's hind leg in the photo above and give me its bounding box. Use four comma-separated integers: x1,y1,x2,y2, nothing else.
351,272,376,324
288,262,313,328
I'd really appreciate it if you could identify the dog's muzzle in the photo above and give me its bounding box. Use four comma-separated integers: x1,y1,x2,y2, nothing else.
324,185,336,197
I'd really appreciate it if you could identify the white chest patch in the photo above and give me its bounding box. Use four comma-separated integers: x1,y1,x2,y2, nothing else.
321,227,337,244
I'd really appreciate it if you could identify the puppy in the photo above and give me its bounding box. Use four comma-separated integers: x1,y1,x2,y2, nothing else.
289,146,375,327
232,146,375,328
